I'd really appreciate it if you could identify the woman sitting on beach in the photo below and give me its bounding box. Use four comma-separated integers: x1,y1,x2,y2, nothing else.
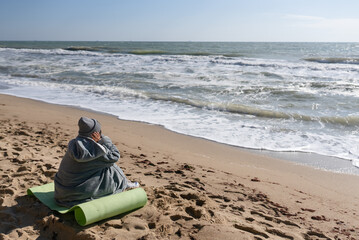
54,117,139,207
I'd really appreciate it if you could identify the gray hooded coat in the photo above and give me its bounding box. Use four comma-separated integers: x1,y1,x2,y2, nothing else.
54,135,128,208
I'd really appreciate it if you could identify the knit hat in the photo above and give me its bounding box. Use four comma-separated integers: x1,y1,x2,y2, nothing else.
78,117,101,137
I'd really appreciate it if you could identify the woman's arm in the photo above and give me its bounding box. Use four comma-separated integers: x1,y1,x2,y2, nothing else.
98,136,121,163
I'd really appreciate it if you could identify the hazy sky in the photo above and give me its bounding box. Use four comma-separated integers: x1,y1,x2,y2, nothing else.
1,0,359,42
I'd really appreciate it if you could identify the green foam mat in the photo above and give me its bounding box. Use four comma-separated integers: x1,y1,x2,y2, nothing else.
27,182,147,226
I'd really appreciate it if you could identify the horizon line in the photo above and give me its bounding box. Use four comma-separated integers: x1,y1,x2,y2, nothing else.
1,40,359,43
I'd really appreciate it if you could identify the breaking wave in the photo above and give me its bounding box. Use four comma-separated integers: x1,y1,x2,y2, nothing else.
146,94,359,126
63,46,103,52
304,57,359,65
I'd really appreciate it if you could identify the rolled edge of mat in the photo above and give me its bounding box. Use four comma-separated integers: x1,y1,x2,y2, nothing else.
75,187,148,226
27,188,34,196
74,207,87,226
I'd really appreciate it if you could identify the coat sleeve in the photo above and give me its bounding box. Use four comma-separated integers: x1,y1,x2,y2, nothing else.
98,136,121,163
70,139,107,162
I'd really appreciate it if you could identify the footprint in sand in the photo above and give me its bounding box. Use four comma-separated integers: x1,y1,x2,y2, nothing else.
122,216,148,231
38,164,57,178
266,228,295,239
208,194,231,203
16,166,28,172
11,157,26,165
164,184,184,192
170,214,193,221
185,206,204,219
250,210,300,228
148,222,156,229
14,129,30,136
180,192,207,207
104,219,123,229
305,230,329,239
233,224,269,239
1,150,8,158
13,147,23,152
180,192,199,200
230,205,245,216
183,180,205,191
0,187,15,195
12,166,33,177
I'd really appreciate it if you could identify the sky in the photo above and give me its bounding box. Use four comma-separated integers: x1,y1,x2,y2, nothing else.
0,0,359,42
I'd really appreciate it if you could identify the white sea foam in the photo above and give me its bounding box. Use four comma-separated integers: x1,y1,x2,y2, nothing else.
1,42,359,174
0,46,106,57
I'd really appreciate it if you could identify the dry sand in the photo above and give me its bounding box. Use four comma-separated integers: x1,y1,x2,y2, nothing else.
1,94,359,240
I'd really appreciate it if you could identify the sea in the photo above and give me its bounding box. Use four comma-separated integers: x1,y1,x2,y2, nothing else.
1,41,359,174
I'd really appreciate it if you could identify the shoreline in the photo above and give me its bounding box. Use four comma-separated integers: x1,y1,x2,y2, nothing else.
1,91,358,176
1,93,359,239
251,149,359,176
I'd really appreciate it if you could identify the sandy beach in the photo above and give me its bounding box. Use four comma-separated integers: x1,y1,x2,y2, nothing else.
1,93,359,240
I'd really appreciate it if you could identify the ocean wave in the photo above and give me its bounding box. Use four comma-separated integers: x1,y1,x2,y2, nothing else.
0,47,104,57
129,50,171,55
1,46,243,57
0,46,243,59
128,49,243,57
0,65,13,74
210,59,286,69
222,54,244,58
210,57,359,74
304,57,359,65
63,46,103,52
212,59,323,72
260,72,284,79
146,94,359,126
11,73,42,79
83,85,147,99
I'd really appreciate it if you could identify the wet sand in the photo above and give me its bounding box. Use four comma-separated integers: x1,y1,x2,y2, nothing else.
1,94,359,240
